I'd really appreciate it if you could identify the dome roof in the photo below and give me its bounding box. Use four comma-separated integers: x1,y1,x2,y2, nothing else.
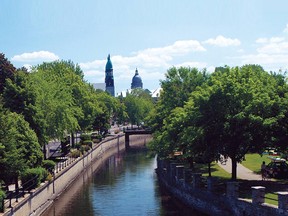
105,54,113,71
131,68,143,89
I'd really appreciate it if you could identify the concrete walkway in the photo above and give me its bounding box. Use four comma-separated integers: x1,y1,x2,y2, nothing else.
217,157,263,181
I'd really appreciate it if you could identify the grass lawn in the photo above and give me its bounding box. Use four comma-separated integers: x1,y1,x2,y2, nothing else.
188,155,284,206
197,162,231,179
241,153,272,174
240,153,286,206
265,193,278,206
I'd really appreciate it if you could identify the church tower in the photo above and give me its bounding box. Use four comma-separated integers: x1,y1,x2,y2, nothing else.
131,68,143,89
105,54,115,96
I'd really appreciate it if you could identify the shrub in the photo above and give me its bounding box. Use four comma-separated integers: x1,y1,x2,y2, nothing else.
80,134,91,142
46,173,53,181
83,140,93,147
21,167,47,190
91,133,102,139
70,149,81,158
74,142,81,150
42,160,56,173
91,134,102,143
80,145,91,154
0,189,6,212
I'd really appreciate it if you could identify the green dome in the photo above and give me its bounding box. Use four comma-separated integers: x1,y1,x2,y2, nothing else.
105,54,113,71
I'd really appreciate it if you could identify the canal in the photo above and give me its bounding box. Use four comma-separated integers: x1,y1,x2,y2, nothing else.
42,149,206,215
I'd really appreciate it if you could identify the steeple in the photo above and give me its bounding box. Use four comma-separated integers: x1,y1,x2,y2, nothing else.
105,54,115,96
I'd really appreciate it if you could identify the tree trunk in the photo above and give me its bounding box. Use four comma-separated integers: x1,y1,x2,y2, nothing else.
71,133,75,148
15,176,19,195
188,157,194,169
208,162,211,177
43,143,47,160
231,157,237,180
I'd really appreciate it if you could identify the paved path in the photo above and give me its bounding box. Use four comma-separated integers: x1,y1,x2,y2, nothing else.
217,157,263,180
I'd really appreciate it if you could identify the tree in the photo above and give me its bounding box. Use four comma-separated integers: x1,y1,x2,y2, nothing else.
184,65,286,180
2,69,42,143
123,89,154,126
0,109,43,190
0,53,15,94
28,61,83,156
147,67,208,159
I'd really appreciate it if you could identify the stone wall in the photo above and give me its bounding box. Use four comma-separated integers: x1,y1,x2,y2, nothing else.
156,159,288,216
3,135,125,216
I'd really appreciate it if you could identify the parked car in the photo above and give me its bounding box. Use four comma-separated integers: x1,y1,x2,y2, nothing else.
266,158,288,179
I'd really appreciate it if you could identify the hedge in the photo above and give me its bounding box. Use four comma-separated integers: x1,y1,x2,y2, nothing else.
20,168,48,191
42,160,56,173
0,189,5,212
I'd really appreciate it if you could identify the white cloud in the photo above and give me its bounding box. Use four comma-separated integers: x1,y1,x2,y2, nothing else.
256,38,268,44
238,32,288,71
284,24,288,33
174,61,208,69
270,37,285,43
257,41,288,54
240,53,288,65
203,35,241,47
23,64,32,72
139,40,206,56
11,51,59,62
80,39,206,89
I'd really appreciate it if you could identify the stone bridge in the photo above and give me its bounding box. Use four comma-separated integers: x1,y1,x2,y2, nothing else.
123,128,152,150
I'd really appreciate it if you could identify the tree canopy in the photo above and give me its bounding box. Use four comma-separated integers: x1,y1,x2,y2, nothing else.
148,65,288,180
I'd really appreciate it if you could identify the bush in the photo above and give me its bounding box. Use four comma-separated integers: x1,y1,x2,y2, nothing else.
42,160,56,173
71,149,81,158
46,173,53,181
91,134,102,143
80,145,91,154
91,133,102,140
74,142,81,150
83,140,93,147
21,167,48,190
0,189,6,212
80,134,91,142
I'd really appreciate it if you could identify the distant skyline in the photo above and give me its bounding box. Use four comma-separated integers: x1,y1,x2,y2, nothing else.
1,0,288,93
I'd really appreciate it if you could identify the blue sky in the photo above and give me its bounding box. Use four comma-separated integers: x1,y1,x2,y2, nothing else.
1,0,288,93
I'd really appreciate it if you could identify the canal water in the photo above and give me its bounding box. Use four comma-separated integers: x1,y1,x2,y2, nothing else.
42,150,206,216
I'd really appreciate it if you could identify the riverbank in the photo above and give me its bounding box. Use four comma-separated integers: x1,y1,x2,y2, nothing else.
2,134,151,216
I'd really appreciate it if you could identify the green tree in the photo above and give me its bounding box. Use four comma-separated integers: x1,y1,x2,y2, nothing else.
123,89,154,126
184,65,286,180
2,69,43,144
28,61,83,156
0,109,43,190
0,53,15,94
147,67,208,159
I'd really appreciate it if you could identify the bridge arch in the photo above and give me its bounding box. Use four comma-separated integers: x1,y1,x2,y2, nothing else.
124,129,152,150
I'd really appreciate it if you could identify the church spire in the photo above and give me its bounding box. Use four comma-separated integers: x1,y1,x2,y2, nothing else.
105,54,115,96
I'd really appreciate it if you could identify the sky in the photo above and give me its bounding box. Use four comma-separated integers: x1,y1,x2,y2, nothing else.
1,0,288,94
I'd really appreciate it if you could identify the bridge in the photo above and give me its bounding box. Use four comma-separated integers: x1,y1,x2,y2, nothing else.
123,127,152,150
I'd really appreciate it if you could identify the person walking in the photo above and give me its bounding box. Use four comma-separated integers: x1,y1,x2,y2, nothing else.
261,161,267,180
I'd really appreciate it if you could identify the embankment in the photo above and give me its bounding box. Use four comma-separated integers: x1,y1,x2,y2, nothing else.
3,134,150,216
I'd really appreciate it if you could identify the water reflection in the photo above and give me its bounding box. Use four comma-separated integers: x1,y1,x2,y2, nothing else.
42,151,206,216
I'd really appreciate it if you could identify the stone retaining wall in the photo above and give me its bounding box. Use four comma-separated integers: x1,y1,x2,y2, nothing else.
3,135,125,216
157,159,288,216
